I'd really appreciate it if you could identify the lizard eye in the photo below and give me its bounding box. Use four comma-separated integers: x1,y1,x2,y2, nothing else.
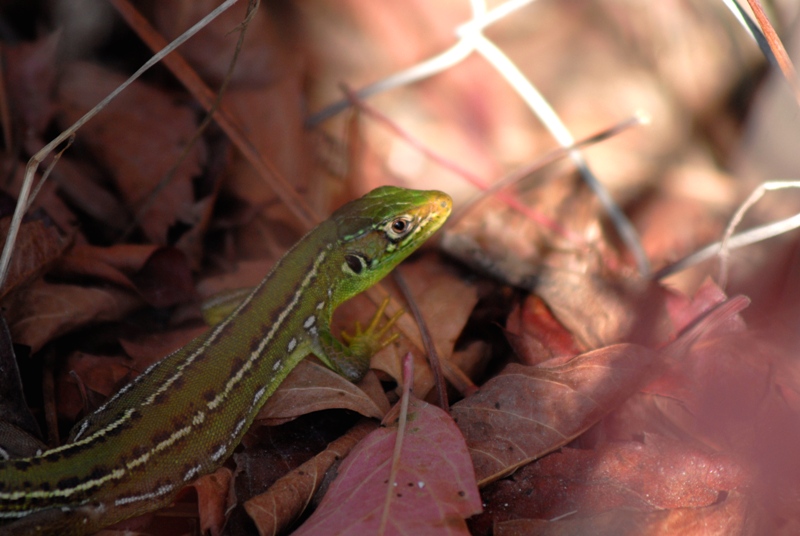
391,219,408,233
385,216,414,241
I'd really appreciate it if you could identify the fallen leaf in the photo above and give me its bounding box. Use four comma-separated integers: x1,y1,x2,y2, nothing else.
294,396,482,536
0,210,69,300
0,315,42,448
129,246,195,307
452,343,655,486
58,352,137,422
3,32,59,137
192,467,234,536
119,325,208,366
256,360,386,425
56,61,207,245
366,256,479,398
56,243,160,289
152,0,283,87
3,279,142,353
505,294,584,365
475,434,747,529
245,419,377,536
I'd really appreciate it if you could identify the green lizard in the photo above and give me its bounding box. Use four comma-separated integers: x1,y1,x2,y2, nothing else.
0,185,452,535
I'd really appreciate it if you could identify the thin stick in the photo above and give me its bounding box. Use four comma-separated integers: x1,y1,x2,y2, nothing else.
654,181,800,281
745,0,800,107
446,113,647,230
392,270,448,411
378,353,414,536
120,0,261,241
110,0,317,229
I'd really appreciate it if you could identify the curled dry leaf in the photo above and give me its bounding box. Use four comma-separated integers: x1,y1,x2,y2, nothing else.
293,396,482,536
191,467,235,536
504,294,585,365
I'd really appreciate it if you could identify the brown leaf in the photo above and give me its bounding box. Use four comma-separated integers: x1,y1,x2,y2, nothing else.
56,243,159,288
152,0,283,87
129,247,195,308
57,61,206,245
366,256,479,398
452,343,655,486
48,157,129,234
478,434,747,525
57,352,135,422
533,269,665,348
0,314,42,448
256,360,386,426
3,33,59,137
0,212,69,300
196,260,273,299
3,279,142,353
119,325,208,365
58,244,196,307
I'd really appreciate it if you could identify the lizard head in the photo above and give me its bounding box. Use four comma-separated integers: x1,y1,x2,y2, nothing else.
328,186,452,304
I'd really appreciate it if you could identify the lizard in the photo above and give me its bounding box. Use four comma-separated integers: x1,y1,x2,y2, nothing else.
0,185,452,535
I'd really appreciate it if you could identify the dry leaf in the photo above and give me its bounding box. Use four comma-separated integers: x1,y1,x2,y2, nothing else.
0,211,69,300
366,256,479,398
192,467,234,536
57,61,207,245
256,360,386,426
3,279,142,353
0,316,42,449
294,396,482,536
453,343,655,486
245,420,377,536
505,294,584,365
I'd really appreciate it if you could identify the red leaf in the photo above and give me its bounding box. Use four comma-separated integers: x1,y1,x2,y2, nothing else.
505,294,584,365
294,396,481,536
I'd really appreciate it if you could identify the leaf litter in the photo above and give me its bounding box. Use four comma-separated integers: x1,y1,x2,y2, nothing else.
0,2,798,536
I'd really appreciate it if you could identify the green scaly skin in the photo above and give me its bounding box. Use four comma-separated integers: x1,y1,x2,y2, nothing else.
0,186,452,535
